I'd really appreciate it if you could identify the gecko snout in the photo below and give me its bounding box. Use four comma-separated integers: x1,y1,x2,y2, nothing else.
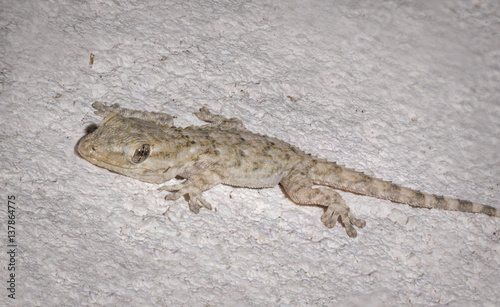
77,138,96,156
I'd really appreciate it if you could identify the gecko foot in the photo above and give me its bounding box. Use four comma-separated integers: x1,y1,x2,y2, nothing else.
159,184,212,213
92,102,121,117
321,205,366,238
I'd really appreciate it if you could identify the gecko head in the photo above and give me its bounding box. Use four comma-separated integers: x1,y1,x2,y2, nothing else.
77,113,166,181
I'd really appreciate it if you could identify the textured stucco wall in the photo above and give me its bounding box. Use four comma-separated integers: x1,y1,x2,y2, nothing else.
1,1,499,306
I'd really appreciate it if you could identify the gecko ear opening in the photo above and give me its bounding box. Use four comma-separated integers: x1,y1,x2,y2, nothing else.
131,144,151,163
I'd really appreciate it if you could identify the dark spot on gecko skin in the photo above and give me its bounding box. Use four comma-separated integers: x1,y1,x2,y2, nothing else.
252,161,260,170
203,148,220,156
359,176,373,184
330,163,343,176
259,146,273,158
238,150,246,157
412,191,425,204
387,183,402,195
351,176,373,190
457,200,473,212
480,205,497,216
433,196,448,209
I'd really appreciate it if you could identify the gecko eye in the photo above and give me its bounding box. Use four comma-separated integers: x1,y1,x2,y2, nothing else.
131,144,151,163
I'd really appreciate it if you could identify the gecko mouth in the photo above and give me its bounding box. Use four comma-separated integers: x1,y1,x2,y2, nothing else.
80,153,131,170
78,143,168,184
76,138,133,170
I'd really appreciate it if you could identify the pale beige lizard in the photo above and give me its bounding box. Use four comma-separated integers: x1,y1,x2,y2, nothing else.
77,103,499,238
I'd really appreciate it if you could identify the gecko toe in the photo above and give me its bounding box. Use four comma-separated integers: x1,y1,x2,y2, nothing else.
158,184,182,192
345,225,358,238
198,197,213,210
341,211,365,236
352,217,366,228
320,211,338,228
187,192,212,213
343,211,366,229
188,200,200,214
165,192,182,201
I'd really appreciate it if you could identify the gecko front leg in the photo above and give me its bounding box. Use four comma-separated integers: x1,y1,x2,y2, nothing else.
194,106,246,130
92,102,175,127
158,168,227,213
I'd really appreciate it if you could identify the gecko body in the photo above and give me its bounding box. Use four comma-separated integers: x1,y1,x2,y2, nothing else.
77,103,499,237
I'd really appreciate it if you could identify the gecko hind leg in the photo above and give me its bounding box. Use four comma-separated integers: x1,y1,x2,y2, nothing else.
280,169,366,238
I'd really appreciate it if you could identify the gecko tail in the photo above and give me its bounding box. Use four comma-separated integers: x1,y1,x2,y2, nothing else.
311,160,499,218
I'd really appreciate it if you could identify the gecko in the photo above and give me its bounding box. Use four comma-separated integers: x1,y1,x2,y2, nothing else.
77,103,499,238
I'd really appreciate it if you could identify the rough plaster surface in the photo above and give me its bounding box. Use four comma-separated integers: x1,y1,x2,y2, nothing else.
1,1,500,306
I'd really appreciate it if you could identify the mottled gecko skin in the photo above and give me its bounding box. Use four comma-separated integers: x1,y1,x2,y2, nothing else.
77,103,499,238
